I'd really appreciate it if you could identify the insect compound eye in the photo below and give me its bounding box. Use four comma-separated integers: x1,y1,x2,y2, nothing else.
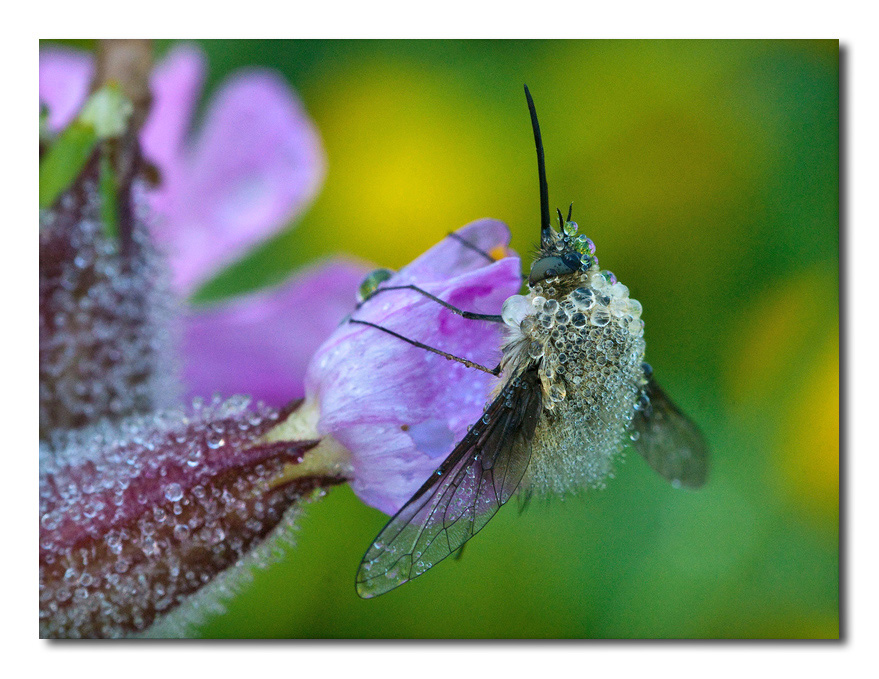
529,253,582,285
561,251,582,271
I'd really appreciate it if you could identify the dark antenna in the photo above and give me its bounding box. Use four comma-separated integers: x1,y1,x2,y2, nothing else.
524,85,551,244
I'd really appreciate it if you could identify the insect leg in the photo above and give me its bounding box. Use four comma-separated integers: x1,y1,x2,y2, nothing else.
446,231,497,263
348,319,502,376
446,231,529,282
357,284,504,323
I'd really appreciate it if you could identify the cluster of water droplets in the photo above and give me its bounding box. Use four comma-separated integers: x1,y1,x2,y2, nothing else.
139,497,307,638
39,177,179,438
39,395,323,638
508,223,647,495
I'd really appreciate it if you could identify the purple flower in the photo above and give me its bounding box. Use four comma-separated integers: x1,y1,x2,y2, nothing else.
303,219,523,515
181,262,366,408
39,43,522,635
40,43,367,406
38,134,355,639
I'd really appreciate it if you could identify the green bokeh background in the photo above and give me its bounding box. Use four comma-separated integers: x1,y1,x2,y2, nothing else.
56,39,841,638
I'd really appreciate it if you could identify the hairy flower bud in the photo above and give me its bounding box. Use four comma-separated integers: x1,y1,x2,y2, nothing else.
39,396,347,638
39,156,180,437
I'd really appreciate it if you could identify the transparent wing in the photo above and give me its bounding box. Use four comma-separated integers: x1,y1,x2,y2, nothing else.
632,377,709,489
355,367,543,598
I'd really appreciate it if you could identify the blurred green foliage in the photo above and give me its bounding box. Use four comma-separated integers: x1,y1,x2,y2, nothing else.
51,39,840,638
39,120,98,208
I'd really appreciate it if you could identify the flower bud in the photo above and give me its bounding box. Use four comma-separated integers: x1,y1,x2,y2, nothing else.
40,155,179,437
39,396,346,638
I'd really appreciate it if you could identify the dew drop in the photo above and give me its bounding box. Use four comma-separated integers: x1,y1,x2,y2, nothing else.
627,299,643,317
576,234,596,255
591,310,610,327
527,341,544,359
164,483,183,503
185,448,202,467
502,295,532,327
356,268,394,303
571,287,595,310
206,432,225,449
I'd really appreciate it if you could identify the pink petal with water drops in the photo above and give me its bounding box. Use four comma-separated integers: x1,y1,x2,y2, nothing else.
156,70,326,296
306,220,522,515
182,259,368,406
39,45,94,132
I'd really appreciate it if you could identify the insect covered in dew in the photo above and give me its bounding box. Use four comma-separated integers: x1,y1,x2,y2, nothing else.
352,85,709,598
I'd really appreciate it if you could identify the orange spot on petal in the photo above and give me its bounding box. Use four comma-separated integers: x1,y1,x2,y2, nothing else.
489,245,509,261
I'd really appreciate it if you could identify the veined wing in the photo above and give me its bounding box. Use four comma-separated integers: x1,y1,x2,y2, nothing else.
631,377,709,489
355,366,543,598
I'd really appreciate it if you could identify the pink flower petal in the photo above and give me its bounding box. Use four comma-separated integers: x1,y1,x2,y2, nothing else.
39,44,325,298
400,218,513,284
39,45,93,132
182,259,368,407
140,44,205,182
305,221,522,514
156,70,326,295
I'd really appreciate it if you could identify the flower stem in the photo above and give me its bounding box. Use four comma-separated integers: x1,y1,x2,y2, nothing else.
93,39,153,257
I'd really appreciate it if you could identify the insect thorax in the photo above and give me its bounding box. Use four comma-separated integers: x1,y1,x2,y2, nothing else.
501,250,647,496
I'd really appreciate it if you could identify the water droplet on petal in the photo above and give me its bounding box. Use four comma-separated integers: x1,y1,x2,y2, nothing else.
356,268,395,303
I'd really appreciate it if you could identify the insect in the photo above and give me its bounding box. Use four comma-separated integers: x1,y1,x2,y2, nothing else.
353,86,708,598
